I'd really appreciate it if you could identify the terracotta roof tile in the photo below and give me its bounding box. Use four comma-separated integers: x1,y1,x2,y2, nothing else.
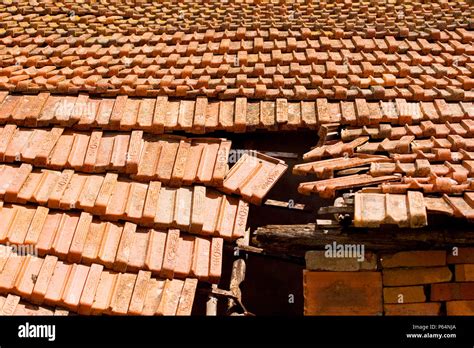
0,165,248,239
0,251,197,315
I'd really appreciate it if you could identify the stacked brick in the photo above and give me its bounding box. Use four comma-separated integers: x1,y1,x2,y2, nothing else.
304,249,474,316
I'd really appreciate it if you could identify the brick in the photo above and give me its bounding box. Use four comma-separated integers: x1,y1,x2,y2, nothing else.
49,133,74,169
275,98,288,125
196,142,220,184
447,247,474,264
31,255,58,304
125,182,147,221
82,221,106,265
142,181,161,223
0,125,17,161
83,131,102,172
0,244,12,272
136,141,160,179
16,172,43,204
110,134,130,170
77,175,104,211
170,141,190,187
446,301,474,316
174,187,193,230
94,173,118,214
304,271,383,315
62,263,90,310
21,129,48,161
157,279,184,315
68,212,93,263
70,95,89,124
407,191,427,228
48,169,74,209
383,286,426,304
44,261,72,306
78,263,103,315
59,174,86,210
305,250,377,271
128,270,152,315
190,186,205,234
109,95,128,128
212,140,231,186
137,98,155,130
91,270,117,315
127,231,149,272
222,153,260,193
233,199,249,239
67,133,89,169
455,264,474,281
0,254,25,291
205,102,219,130
182,142,204,185
202,190,222,235
94,134,115,171
23,206,49,246
95,99,115,127
8,206,36,245
4,163,32,202
120,99,140,130
0,294,21,315
234,97,247,132
105,181,131,220
151,96,167,133
155,187,176,228
0,205,18,243
98,222,123,268
110,272,137,315
381,251,446,268
35,212,62,256
4,129,33,162
431,283,474,301
142,278,165,315
156,140,180,184
161,229,180,279
33,170,60,204
384,303,441,316
145,229,167,274
174,235,195,278
191,236,210,281
178,100,195,131
383,267,452,286
112,221,135,270
176,278,198,316
209,238,223,283
216,196,237,239
14,255,44,298
52,213,80,259
125,130,143,174
164,101,180,130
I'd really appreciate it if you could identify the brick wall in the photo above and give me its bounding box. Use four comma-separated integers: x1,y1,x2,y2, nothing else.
304,248,474,316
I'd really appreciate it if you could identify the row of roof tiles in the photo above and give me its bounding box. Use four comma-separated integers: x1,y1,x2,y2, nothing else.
1,94,472,132
0,68,470,100
0,164,249,239
0,203,223,282
354,190,474,225
0,125,230,187
1,34,472,57
1,0,471,37
0,248,197,315
0,293,70,315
